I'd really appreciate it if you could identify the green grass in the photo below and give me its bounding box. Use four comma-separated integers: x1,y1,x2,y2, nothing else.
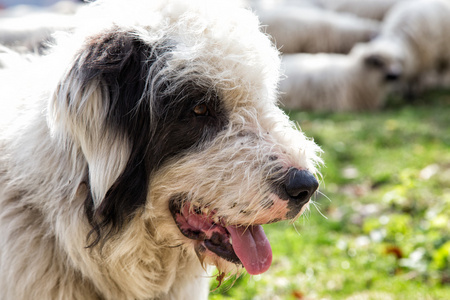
210,91,450,299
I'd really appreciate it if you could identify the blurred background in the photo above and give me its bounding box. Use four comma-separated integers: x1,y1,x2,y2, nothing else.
1,0,449,299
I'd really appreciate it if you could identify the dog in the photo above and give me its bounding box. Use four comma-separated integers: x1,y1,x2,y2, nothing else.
0,0,322,299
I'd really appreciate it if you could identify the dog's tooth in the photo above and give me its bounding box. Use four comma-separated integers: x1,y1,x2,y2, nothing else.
202,207,209,214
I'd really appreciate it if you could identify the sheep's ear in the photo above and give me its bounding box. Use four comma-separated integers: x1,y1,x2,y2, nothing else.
50,30,167,246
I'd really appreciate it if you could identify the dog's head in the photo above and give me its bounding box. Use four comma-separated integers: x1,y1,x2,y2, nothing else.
49,0,322,279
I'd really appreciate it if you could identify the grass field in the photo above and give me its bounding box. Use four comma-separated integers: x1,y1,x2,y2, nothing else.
209,91,450,300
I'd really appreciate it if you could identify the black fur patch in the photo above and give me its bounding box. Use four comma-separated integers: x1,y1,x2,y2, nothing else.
71,29,228,246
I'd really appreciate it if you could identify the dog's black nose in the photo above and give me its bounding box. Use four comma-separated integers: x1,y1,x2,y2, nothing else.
283,168,318,206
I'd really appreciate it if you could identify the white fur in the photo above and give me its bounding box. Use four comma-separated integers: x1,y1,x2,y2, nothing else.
0,0,321,299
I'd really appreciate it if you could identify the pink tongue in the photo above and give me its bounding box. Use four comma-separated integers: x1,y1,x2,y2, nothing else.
226,225,272,275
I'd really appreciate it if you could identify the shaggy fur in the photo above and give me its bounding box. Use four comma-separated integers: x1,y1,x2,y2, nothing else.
355,0,450,95
256,4,379,54
279,46,393,111
0,45,27,68
0,0,322,299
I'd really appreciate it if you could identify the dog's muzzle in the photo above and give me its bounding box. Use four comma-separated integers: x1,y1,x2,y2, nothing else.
168,168,318,276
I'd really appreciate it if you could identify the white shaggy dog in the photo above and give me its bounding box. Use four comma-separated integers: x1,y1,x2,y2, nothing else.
256,4,380,54
0,45,28,69
356,0,450,94
0,0,322,299
279,46,394,111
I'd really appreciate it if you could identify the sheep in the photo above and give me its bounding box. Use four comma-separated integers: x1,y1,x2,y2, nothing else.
256,5,379,54
315,0,407,21
279,45,395,111
356,0,450,96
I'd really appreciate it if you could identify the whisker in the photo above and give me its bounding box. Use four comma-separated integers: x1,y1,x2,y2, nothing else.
292,222,302,237
311,200,328,219
317,190,332,203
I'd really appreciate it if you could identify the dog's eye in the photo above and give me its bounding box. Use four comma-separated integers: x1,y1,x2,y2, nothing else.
193,104,208,116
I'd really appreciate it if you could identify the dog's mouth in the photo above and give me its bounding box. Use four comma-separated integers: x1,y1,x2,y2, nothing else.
169,199,272,275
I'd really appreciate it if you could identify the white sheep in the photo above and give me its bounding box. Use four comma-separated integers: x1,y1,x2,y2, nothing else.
356,0,450,95
256,5,379,54
279,47,394,111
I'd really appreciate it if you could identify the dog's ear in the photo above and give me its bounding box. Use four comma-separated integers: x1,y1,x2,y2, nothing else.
50,30,168,245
